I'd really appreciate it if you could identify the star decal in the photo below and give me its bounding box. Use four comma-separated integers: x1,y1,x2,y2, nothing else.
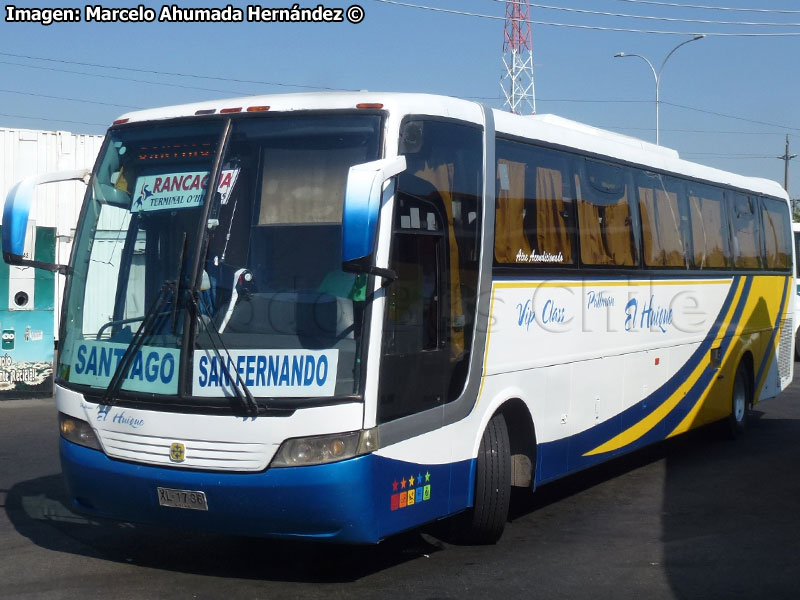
392,480,398,491
409,475,415,486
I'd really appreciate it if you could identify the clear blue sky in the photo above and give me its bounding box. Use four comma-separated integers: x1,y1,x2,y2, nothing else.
2,0,799,196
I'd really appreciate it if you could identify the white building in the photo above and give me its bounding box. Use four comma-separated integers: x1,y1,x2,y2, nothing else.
0,128,104,337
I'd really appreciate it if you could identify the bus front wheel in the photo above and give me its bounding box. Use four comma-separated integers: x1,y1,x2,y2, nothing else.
457,412,511,544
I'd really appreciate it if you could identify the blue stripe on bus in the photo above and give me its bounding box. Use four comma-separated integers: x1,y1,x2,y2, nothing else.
534,275,745,485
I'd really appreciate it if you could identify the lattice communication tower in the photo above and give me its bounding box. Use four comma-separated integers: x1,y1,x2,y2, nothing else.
501,0,536,115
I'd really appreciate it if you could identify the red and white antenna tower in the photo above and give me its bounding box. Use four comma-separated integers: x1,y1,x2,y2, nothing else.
501,0,536,115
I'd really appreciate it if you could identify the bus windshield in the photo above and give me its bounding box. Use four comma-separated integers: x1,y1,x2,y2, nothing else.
57,113,383,403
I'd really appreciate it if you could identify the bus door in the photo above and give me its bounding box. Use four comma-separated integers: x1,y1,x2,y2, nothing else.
376,119,483,425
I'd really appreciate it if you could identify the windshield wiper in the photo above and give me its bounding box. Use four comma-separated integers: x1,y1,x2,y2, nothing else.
102,281,175,405
191,291,263,417
103,232,188,406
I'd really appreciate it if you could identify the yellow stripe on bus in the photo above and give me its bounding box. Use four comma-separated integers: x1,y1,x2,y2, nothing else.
492,279,730,290
668,275,789,437
754,276,792,398
582,277,746,457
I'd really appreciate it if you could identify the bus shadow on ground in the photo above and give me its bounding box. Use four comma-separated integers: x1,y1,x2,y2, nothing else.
659,412,800,599
4,474,445,583
506,418,737,521
502,408,800,599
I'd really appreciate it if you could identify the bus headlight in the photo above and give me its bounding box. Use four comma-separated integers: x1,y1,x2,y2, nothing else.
270,428,379,468
59,413,102,451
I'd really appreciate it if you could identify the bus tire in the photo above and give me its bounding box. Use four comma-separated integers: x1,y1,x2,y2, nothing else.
728,361,752,438
459,413,511,544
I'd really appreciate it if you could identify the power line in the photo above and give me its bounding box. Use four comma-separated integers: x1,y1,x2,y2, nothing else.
661,101,800,131
683,152,778,157
5,55,796,134
606,126,788,135
682,155,778,160
0,112,107,127
443,93,800,132
368,0,800,35
614,0,800,14
0,87,141,109
0,59,257,95
505,96,799,131
487,1,800,27
463,94,653,101
0,51,348,91
3,50,797,135
541,98,655,103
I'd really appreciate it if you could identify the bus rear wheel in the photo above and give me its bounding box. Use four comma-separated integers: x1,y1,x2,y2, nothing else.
728,361,752,438
456,412,511,544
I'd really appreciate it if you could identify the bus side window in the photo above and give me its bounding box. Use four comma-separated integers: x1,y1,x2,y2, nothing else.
688,185,729,269
636,172,689,268
576,158,638,267
730,193,762,270
494,140,576,266
761,196,792,271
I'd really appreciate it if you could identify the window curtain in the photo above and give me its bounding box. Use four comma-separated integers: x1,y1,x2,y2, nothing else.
578,178,634,266
689,195,726,268
416,163,464,359
495,159,530,263
763,206,790,269
536,167,571,263
639,187,685,267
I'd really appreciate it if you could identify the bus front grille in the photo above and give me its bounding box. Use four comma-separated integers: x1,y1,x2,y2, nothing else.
96,430,273,472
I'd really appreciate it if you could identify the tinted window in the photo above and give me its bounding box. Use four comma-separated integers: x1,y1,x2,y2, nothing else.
494,140,576,266
637,172,688,268
730,193,762,269
761,197,791,270
577,159,638,267
687,184,729,269
253,115,383,225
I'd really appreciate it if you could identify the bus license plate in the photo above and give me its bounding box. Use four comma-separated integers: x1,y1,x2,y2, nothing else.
157,487,208,511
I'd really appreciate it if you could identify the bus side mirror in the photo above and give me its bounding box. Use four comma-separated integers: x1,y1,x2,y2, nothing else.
341,156,406,278
2,169,90,274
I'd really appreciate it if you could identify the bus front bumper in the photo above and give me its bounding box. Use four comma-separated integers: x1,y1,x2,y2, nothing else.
60,438,470,543
60,437,383,543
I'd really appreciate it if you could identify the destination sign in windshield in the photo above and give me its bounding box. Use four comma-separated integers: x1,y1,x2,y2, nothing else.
69,340,179,395
131,171,210,213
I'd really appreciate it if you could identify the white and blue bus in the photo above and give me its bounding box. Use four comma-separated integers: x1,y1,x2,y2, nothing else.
3,93,794,543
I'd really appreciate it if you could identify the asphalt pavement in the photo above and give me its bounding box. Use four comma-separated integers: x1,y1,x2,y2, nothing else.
1,379,799,599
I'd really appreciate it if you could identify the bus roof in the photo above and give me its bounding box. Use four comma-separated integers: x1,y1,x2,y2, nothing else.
115,91,788,201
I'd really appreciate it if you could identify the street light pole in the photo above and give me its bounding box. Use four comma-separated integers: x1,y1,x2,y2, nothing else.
615,35,705,145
